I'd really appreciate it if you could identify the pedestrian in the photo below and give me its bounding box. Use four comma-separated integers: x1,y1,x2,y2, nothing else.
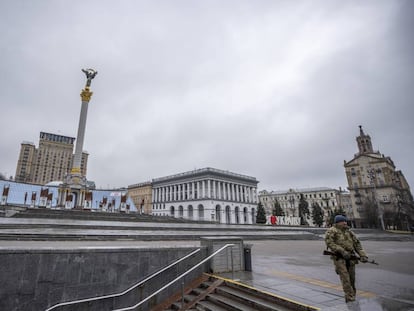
325,215,369,303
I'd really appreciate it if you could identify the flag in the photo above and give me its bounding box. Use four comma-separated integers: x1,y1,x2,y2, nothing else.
121,194,127,203
40,188,49,197
2,186,9,196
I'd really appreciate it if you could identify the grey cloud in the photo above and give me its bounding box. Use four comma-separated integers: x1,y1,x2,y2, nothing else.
0,0,412,192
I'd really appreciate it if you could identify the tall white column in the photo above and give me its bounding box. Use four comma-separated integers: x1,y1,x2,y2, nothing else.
192,182,195,199
212,180,216,199
218,182,222,200
207,180,211,199
187,182,191,200
197,182,200,199
226,183,230,200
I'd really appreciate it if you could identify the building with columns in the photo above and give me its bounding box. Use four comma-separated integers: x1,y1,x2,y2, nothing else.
259,187,344,226
151,167,259,224
344,126,413,229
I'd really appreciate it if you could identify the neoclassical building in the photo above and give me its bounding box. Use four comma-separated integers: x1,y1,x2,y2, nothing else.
259,187,345,226
344,126,413,229
151,167,259,224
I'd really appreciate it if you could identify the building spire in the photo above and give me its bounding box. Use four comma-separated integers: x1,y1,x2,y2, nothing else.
356,125,373,155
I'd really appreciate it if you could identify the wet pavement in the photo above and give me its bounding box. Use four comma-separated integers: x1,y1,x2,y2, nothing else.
2,239,413,310
1,216,413,310
232,240,414,311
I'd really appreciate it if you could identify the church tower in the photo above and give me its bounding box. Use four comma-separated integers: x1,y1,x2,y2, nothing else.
356,125,374,155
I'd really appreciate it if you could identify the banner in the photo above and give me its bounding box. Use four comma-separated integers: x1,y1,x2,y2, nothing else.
39,188,48,208
101,197,108,211
30,192,37,207
266,215,300,226
1,185,9,206
47,193,53,208
120,194,127,212
84,191,93,209
65,194,73,209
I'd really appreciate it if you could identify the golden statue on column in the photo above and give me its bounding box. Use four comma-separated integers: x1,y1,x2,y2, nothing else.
58,69,97,209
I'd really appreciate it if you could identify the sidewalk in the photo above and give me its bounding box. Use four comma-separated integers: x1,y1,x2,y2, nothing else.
219,270,413,311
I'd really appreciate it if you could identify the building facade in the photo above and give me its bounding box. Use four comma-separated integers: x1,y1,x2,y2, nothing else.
344,126,413,229
127,181,152,214
259,187,345,226
15,132,88,185
151,167,259,224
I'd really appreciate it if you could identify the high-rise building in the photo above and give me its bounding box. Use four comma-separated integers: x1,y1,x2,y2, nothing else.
15,132,88,185
344,126,413,229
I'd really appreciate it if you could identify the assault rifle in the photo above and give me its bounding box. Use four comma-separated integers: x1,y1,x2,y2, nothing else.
323,250,379,265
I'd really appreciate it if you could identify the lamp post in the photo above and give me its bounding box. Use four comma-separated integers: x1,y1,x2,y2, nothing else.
367,168,385,230
396,195,403,230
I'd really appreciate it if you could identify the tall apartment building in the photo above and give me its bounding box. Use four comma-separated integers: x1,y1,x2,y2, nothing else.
344,126,413,229
15,132,88,185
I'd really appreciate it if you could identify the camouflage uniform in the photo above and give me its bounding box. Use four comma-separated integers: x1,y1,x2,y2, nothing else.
325,225,367,302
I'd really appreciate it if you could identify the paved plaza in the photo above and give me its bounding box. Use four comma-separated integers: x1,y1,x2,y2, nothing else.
1,215,413,310
2,239,413,310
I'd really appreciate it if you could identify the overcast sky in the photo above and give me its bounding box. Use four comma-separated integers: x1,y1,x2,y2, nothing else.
1,0,413,191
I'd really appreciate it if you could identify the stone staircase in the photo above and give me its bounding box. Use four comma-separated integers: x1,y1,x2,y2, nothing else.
153,275,312,311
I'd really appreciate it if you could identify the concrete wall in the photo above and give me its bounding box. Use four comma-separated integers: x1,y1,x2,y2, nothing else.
200,237,245,273
0,247,207,311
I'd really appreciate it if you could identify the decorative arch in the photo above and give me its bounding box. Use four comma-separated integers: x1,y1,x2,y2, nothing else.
170,206,175,217
243,207,248,223
235,206,240,224
178,205,184,218
198,204,204,220
188,205,194,219
215,205,222,223
225,205,231,224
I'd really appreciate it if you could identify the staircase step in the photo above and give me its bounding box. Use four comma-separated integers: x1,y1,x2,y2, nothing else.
207,293,258,311
216,285,291,311
195,300,229,311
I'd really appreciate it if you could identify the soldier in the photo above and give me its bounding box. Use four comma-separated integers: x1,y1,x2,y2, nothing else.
325,215,369,302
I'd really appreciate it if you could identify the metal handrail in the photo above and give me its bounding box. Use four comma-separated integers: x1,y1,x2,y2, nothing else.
44,248,201,311
113,243,235,311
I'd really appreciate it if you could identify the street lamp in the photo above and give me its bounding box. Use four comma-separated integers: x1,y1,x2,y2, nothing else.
367,168,385,230
396,195,403,230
